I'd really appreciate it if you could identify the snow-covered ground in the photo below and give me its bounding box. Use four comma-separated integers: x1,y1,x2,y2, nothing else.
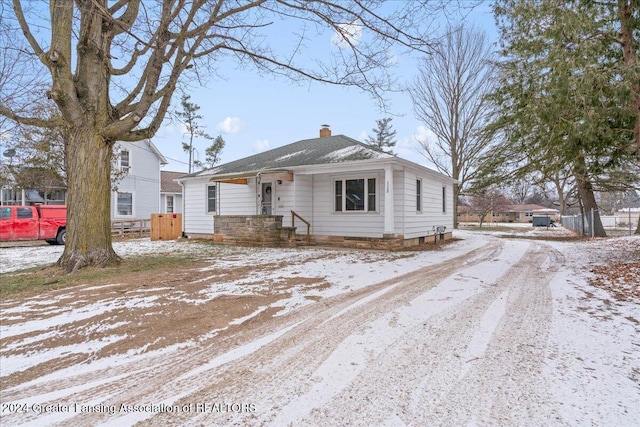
1,227,638,426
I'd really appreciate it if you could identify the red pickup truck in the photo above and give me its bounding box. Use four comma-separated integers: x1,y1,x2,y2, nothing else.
0,205,67,245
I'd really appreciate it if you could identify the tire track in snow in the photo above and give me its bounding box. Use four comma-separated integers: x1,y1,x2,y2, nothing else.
407,241,564,426
135,239,504,427
257,239,562,427
1,239,497,427
267,238,535,426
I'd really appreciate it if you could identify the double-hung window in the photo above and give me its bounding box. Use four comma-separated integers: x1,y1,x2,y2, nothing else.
207,184,217,213
119,150,130,173
117,192,133,216
334,178,376,212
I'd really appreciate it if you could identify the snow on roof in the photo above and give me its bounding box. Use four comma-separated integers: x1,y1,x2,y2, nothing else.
320,145,392,162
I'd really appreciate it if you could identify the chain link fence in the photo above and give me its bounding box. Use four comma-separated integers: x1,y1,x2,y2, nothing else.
561,209,598,237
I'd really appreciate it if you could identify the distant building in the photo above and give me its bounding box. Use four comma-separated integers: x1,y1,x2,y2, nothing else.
160,171,184,214
458,204,559,223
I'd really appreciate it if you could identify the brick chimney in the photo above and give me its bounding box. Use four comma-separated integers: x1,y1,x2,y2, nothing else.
319,124,331,138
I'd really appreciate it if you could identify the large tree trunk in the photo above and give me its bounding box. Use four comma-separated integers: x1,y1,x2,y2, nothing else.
574,157,606,238
58,127,119,272
635,218,640,235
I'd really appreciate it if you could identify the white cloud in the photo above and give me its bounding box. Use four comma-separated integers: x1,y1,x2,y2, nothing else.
331,21,363,49
414,125,437,146
253,139,270,153
162,122,189,137
217,117,244,134
358,130,369,141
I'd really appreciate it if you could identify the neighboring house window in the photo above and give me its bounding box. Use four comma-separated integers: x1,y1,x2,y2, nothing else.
119,150,130,172
117,192,133,216
334,178,376,212
442,186,447,213
207,185,216,213
166,195,174,213
416,179,422,212
525,211,533,217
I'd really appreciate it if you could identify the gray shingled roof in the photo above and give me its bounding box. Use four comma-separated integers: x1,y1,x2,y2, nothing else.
184,135,394,178
161,171,185,193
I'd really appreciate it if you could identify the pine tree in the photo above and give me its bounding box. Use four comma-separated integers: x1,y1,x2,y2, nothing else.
484,0,640,237
176,95,222,173
365,118,397,154
194,135,225,170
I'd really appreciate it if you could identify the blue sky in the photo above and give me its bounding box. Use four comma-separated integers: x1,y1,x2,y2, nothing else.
153,2,498,174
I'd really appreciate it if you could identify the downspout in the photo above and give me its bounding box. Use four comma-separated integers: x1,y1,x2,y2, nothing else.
178,180,186,237
256,172,263,215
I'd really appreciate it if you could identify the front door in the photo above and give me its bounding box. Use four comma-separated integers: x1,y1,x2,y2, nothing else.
261,183,273,215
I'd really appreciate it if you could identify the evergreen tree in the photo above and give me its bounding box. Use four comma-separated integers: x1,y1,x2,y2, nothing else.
484,0,640,237
176,95,219,174
365,118,397,154
194,135,225,170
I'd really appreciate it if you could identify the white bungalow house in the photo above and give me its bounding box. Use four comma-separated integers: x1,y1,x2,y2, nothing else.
177,126,455,248
112,140,167,220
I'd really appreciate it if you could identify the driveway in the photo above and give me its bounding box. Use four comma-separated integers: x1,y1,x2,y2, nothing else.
1,230,638,426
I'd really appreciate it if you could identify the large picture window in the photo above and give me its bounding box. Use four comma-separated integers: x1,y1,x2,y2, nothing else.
334,178,376,212
117,192,133,216
207,185,217,213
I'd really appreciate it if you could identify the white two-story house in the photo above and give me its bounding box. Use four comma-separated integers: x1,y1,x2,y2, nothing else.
112,140,168,220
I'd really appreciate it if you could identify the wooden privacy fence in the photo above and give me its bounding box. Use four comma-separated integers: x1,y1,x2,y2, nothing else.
111,218,151,237
150,213,182,241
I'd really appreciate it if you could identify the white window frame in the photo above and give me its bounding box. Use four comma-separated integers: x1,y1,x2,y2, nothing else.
116,192,133,216
166,195,174,213
119,149,130,173
206,184,217,214
416,178,422,213
442,185,447,214
333,175,378,213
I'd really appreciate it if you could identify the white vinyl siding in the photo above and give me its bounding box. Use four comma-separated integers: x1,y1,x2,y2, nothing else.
274,179,295,218
312,173,384,238
293,175,313,231
112,141,162,219
403,168,454,239
218,180,257,215
182,180,214,234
